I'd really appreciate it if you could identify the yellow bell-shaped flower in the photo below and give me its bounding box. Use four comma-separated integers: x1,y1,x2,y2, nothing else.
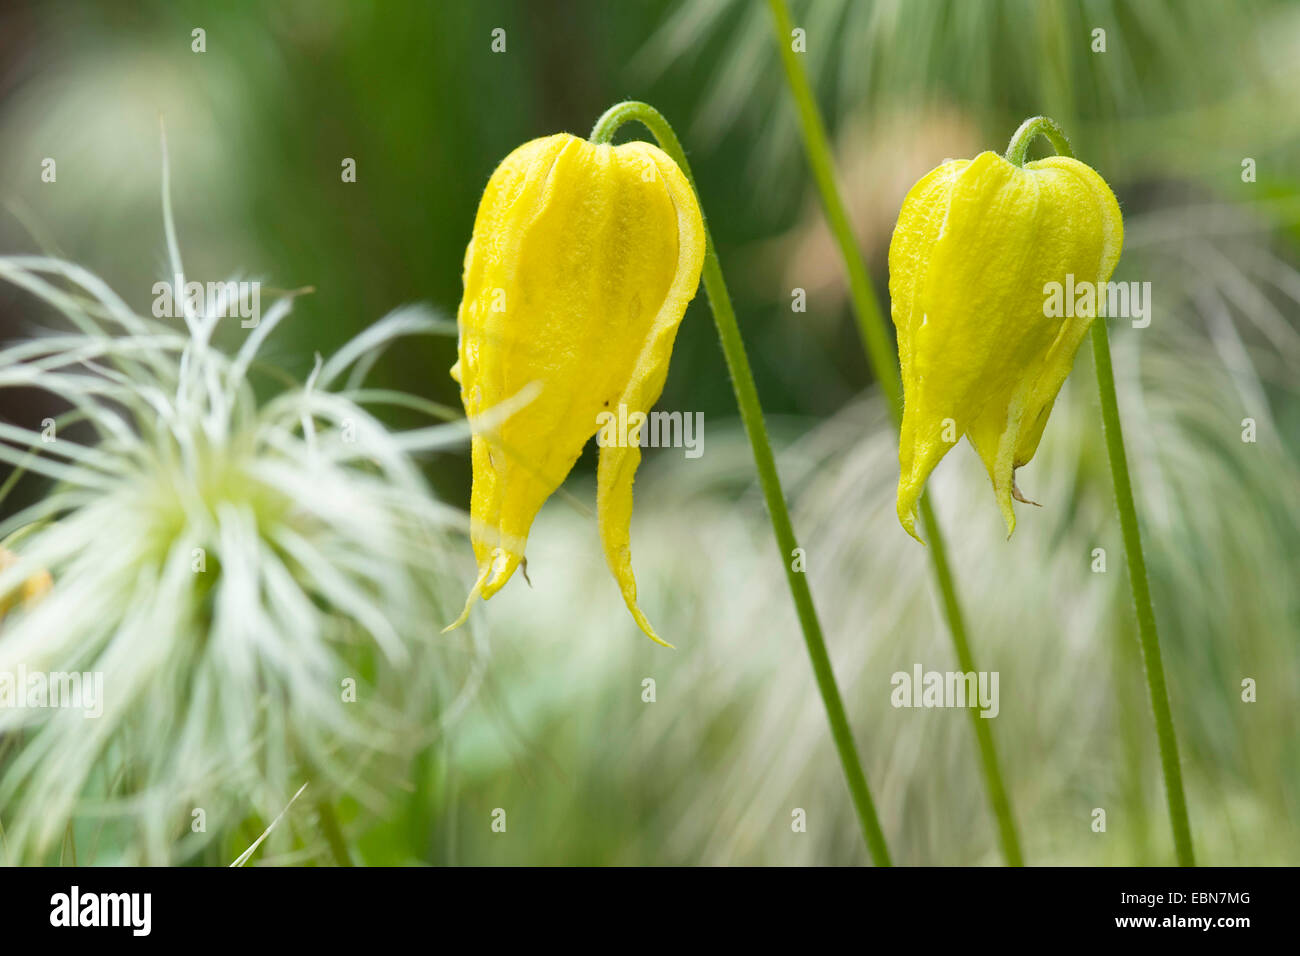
446,132,706,644
889,149,1123,540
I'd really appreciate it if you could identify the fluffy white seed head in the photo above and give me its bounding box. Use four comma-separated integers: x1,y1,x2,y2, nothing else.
0,161,481,864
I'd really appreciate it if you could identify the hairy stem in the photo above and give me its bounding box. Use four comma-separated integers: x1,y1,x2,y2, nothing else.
766,0,1023,865
1004,115,1075,168
592,101,892,866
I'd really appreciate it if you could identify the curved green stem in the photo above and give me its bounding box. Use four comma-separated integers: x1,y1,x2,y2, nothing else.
766,0,1023,865
1005,121,1195,866
1004,116,1074,168
592,101,892,866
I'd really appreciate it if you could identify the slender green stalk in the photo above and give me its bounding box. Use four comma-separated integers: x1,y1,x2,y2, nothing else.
766,0,1023,865
591,101,892,866
1005,116,1195,866
1089,318,1195,866
316,800,353,867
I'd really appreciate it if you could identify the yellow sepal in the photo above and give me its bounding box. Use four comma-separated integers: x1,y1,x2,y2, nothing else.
888,150,1123,539
448,133,704,643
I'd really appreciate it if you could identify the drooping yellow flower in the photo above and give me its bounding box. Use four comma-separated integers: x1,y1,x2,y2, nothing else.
889,149,1123,540
446,133,706,644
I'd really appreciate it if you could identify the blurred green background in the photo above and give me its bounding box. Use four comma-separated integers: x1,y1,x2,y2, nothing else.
1,0,1297,864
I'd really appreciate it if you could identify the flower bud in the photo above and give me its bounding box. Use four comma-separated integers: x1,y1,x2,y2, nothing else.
448,133,705,643
889,149,1123,539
